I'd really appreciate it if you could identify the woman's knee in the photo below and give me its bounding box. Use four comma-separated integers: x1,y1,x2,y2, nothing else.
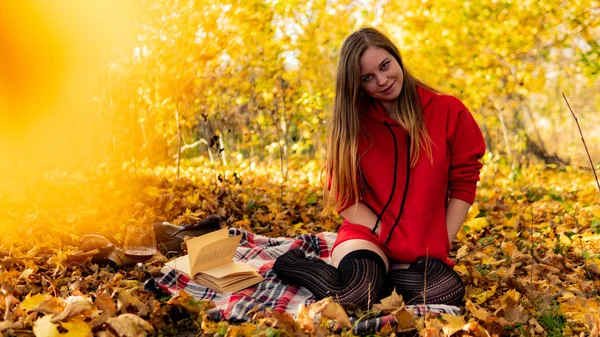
332,239,389,270
337,249,388,309
387,258,465,305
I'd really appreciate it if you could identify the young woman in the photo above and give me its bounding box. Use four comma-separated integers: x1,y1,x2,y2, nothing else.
273,27,486,309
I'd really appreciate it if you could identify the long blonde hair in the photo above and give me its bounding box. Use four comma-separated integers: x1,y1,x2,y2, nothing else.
323,27,435,214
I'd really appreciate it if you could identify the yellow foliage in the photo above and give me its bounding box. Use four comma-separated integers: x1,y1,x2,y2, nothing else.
465,217,489,233
470,284,497,304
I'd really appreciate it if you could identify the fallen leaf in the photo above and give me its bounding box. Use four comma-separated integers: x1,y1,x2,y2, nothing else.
21,293,51,311
106,314,154,337
456,245,469,260
295,304,316,333
295,298,351,333
421,313,444,337
96,332,117,337
60,319,93,337
79,234,113,252
453,263,468,276
391,304,416,331
499,289,520,308
494,289,529,324
499,304,528,325
19,268,35,280
33,315,59,337
51,297,93,323
470,284,497,304
528,317,545,334
0,321,17,332
440,314,466,336
114,289,145,312
90,310,113,330
319,298,351,329
501,241,526,261
94,292,116,316
497,264,516,279
65,250,99,264
377,322,394,335
466,300,491,321
460,321,490,337
4,295,19,321
166,290,214,315
590,314,599,337
465,217,489,232
373,289,404,313
37,297,63,314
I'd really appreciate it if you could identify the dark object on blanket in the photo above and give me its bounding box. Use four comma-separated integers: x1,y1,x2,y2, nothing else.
153,215,224,252
78,235,138,267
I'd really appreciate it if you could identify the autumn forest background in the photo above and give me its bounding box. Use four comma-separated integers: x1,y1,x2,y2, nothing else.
1,0,600,336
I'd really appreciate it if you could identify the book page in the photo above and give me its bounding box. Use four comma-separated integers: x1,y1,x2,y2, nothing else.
218,275,264,294
194,273,264,294
201,261,258,279
189,234,242,276
162,255,192,277
186,228,228,249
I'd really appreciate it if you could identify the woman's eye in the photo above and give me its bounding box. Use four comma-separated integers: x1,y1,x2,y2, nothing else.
381,61,389,70
362,75,372,82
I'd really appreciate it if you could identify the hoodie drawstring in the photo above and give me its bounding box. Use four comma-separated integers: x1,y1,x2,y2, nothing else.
386,135,411,245
370,122,398,236
370,122,411,246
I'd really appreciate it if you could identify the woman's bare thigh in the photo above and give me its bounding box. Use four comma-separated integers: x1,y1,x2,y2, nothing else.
331,239,389,271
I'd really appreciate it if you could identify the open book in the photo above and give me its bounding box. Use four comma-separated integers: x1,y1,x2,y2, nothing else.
161,228,263,294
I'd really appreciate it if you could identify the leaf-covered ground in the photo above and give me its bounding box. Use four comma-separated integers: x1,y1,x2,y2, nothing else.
0,157,599,336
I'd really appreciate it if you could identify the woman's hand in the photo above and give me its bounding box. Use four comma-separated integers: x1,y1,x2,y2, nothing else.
340,203,381,235
446,198,471,245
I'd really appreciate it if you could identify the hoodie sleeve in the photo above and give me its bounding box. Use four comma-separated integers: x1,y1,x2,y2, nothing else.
446,97,486,204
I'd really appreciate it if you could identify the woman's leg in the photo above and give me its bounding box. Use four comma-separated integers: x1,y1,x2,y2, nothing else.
386,258,465,306
272,239,389,310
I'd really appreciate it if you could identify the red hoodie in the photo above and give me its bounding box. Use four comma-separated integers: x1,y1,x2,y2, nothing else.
335,86,486,264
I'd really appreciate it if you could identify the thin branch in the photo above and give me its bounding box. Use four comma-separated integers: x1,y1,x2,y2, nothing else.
423,249,428,317
179,139,208,153
562,93,600,194
454,241,496,262
269,107,286,214
175,108,181,181
530,202,534,294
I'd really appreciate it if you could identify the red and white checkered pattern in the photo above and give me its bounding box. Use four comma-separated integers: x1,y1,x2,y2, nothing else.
157,228,459,333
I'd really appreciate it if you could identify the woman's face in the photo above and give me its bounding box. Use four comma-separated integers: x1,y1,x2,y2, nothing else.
359,46,403,104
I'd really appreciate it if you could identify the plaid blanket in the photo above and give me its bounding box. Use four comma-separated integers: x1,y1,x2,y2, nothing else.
157,228,459,334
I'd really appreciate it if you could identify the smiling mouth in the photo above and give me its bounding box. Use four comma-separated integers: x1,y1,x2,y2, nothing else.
381,81,395,93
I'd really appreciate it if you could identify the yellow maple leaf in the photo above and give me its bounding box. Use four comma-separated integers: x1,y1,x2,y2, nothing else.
441,314,466,336
21,293,51,311
373,289,405,313
470,284,497,304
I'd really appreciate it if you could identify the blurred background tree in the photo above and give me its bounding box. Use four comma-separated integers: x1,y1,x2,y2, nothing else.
2,0,599,178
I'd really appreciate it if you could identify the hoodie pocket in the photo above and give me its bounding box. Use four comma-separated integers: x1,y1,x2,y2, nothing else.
380,206,449,263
